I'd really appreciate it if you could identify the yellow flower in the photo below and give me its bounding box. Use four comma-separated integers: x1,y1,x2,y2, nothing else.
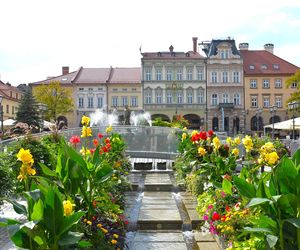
226,137,232,145
80,147,91,156
242,135,253,152
182,133,187,141
63,200,74,216
87,220,92,225
17,148,34,165
17,164,36,182
101,228,108,234
232,148,239,156
234,137,241,145
183,127,187,131
198,146,207,156
26,166,36,176
111,239,117,245
81,126,92,138
213,137,220,149
261,142,274,153
97,223,103,228
191,130,198,137
113,234,119,239
81,115,90,126
266,152,279,165
106,126,113,133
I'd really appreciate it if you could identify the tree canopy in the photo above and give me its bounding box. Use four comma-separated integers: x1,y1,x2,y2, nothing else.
15,89,41,129
285,70,300,105
34,80,74,121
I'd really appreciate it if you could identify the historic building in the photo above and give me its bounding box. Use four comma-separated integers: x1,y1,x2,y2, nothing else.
0,80,23,120
141,37,206,128
239,43,299,135
202,38,244,136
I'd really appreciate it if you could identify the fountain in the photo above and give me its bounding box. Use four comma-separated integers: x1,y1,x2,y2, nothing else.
130,111,152,126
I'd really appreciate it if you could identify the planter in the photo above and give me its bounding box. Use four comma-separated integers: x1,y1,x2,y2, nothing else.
134,162,153,170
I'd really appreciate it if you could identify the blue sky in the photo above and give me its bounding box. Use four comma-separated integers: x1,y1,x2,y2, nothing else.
1,0,300,86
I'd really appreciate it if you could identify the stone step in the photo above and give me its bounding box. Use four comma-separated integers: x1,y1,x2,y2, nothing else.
144,173,174,191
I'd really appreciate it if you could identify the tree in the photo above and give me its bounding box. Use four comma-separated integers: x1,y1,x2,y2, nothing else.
285,70,300,105
33,80,74,121
15,89,41,128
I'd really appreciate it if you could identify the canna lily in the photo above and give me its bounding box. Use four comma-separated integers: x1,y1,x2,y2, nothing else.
63,200,75,216
81,115,90,126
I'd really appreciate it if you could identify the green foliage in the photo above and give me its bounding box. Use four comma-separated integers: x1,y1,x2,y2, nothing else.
285,70,300,105
0,153,14,201
152,117,171,127
33,80,74,121
15,89,41,129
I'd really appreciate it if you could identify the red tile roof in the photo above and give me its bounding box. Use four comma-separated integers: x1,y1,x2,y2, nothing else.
240,50,299,75
29,70,79,85
109,67,141,84
74,68,112,84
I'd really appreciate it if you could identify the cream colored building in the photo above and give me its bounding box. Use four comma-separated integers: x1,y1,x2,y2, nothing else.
0,80,23,121
240,43,299,135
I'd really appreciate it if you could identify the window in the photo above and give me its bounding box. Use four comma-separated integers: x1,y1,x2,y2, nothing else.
145,69,151,81
88,97,93,108
263,96,270,107
122,96,128,107
177,91,183,104
122,88,127,91
233,72,240,83
187,69,193,80
223,93,229,103
275,96,282,107
98,88,103,91
273,64,279,70
88,88,93,91
197,90,204,104
220,50,229,59
177,69,183,80
78,97,84,108
166,70,172,81
131,96,138,107
132,88,137,91
263,79,270,88
97,96,103,108
113,88,118,92
222,72,228,83
250,79,257,88
187,90,193,104
145,90,152,104
166,91,172,104
211,94,218,106
261,64,268,70
251,96,258,107
12,106,15,115
197,68,204,80
249,65,255,70
275,79,282,88
291,82,298,88
233,93,240,105
112,96,118,107
156,69,162,81
156,90,162,104
10,91,12,97
211,72,217,83
6,105,9,113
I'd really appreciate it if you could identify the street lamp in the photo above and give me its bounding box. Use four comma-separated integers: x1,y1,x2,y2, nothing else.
269,105,277,139
288,101,300,140
255,108,262,135
37,103,48,132
0,95,3,137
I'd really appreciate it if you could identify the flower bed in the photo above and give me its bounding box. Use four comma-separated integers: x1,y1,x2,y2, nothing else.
174,129,299,249
0,115,132,249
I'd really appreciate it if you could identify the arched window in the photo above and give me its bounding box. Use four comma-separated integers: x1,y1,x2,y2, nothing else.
269,115,281,124
212,117,219,131
251,116,264,131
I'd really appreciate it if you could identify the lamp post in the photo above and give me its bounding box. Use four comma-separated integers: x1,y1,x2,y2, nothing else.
255,108,262,135
269,105,277,139
288,101,300,140
0,95,3,137
37,103,48,132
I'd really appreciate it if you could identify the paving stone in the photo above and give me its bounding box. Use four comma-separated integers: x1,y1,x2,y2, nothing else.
141,204,178,210
134,231,184,242
193,231,215,242
139,209,181,222
197,242,221,250
132,242,187,250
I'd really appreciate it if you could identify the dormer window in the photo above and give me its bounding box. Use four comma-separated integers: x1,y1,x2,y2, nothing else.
261,64,268,70
157,52,161,57
249,65,255,70
62,78,68,81
220,50,229,59
185,52,190,57
273,64,279,70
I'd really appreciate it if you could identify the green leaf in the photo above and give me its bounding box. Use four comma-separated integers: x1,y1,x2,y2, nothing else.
266,234,278,248
31,199,44,221
285,218,300,228
292,147,300,166
78,240,93,247
256,179,268,198
92,146,100,165
58,231,83,246
277,194,297,216
244,227,273,233
246,198,271,208
5,199,27,215
222,179,232,195
63,141,87,168
276,156,297,194
252,215,278,234
39,162,57,177
24,189,41,202
95,163,113,183
58,211,85,237
33,235,45,246
233,176,256,198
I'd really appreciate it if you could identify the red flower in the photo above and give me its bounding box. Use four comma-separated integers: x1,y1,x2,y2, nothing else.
226,206,230,212
221,215,227,222
69,136,80,145
212,212,221,221
98,133,104,139
124,220,129,225
208,130,214,137
191,132,201,142
102,146,108,153
90,148,96,154
93,139,99,147
105,138,110,144
106,143,111,149
199,131,207,140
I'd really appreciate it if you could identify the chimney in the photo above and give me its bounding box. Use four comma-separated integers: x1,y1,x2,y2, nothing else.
62,66,69,75
264,43,274,54
169,45,174,53
239,43,249,50
192,37,198,53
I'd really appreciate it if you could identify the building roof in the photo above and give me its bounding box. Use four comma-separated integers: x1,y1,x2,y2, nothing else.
29,70,79,85
240,50,299,75
73,68,112,84
204,39,241,57
0,81,22,102
142,51,204,60
109,67,141,84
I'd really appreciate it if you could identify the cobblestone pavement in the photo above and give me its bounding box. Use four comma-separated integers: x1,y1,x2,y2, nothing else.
0,200,26,250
